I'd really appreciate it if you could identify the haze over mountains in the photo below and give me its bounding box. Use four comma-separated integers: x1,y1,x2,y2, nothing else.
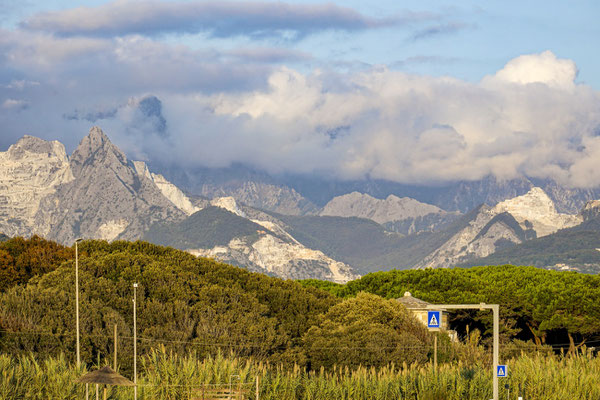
2,127,600,281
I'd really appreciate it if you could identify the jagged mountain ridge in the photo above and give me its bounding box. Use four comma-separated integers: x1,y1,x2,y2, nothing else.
162,166,600,215
144,201,359,283
1,127,599,279
320,191,460,234
0,136,73,237
34,127,186,243
0,128,358,282
462,201,600,272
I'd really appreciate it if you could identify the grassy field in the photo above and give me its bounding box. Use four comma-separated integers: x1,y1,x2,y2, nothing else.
2,348,599,400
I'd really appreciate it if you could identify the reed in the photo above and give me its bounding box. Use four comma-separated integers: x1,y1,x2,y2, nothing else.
2,348,600,399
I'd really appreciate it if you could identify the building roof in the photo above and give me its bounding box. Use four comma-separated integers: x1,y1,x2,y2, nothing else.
396,291,433,309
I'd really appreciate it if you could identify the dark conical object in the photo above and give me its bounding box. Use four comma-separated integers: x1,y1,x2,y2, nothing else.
75,366,135,386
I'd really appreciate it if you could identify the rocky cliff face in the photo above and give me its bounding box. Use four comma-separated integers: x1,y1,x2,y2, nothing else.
168,196,359,283
189,233,358,283
0,136,73,237
580,200,600,221
133,161,200,216
493,187,582,237
34,127,186,243
414,187,580,268
199,181,317,215
320,192,459,234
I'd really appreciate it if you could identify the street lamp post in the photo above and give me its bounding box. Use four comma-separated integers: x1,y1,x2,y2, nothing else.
74,238,83,369
133,283,138,400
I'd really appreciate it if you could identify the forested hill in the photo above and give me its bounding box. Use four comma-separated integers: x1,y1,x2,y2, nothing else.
4,236,600,372
302,266,600,350
0,238,339,366
0,237,441,372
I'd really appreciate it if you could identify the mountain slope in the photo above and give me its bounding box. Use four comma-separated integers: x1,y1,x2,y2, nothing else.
144,206,280,249
34,127,186,243
463,201,600,271
0,136,73,237
272,213,459,273
145,200,359,283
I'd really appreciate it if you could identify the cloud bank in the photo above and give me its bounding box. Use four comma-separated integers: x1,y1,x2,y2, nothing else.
21,0,408,40
2,10,600,190
158,51,600,188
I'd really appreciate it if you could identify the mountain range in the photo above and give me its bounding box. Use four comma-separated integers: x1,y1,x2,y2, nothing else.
2,127,600,280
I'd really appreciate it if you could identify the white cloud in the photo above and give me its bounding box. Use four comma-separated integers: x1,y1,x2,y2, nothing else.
487,50,578,89
167,51,600,187
2,33,600,190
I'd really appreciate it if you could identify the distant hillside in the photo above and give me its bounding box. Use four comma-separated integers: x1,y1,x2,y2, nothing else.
272,213,467,274
143,206,280,249
461,224,600,271
0,233,8,242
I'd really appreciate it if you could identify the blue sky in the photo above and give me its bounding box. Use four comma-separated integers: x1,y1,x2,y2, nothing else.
1,0,600,187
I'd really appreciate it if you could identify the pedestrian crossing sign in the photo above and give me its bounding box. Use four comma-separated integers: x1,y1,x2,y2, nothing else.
427,311,441,328
497,365,507,377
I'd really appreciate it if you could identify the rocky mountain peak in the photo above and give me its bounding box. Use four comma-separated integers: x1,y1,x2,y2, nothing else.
70,126,127,176
7,135,69,162
0,135,73,237
32,127,186,243
320,191,445,225
493,187,581,237
211,196,246,217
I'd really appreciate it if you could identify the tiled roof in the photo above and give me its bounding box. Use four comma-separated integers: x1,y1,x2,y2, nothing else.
396,291,432,309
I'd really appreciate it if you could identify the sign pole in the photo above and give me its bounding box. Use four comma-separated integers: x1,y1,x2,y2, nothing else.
433,334,438,372
493,304,499,400
427,303,501,400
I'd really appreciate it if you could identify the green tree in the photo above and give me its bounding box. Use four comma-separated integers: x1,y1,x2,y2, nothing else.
303,292,433,369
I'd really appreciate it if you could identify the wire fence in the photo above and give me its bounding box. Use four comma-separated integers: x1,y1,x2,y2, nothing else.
0,328,592,351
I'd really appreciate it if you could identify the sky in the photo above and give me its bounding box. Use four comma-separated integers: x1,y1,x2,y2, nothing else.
1,0,600,187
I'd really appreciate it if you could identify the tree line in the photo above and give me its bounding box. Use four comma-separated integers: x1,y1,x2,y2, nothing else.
302,266,600,353
0,237,449,373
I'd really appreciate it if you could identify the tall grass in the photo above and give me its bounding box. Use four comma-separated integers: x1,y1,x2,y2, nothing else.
2,348,600,399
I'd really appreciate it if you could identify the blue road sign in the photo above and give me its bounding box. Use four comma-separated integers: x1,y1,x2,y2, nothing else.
427,311,441,328
497,365,508,377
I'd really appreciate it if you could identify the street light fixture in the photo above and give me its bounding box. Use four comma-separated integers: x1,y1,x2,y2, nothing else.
74,238,83,369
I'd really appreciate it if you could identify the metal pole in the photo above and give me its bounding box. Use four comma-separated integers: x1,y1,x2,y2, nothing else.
133,283,138,400
113,324,117,371
426,303,501,400
256,376,259,400
493,304,499,400
434,334,438,372
75,239,80,368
